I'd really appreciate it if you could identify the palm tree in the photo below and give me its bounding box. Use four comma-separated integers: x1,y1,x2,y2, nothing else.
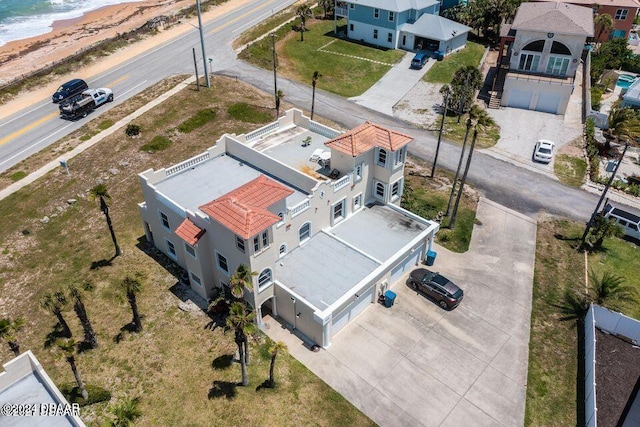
41,291,72,338
68,282,98,349
318,0,334,19
311,71,322,120
450,65,482,121
230,264,256,301
89,184,122,257
584,213,623,251
606,103,640,152
121,276,143,333
589,270,637,311
296,4,313,41
56,338,88,400
226,302,256,386
594,13,614,45
107,396,141,427
268,341,287,387
0,317,24,356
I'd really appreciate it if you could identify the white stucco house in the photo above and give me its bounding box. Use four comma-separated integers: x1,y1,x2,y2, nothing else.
335,0,471,55
495,1,594,114
138,109,439,348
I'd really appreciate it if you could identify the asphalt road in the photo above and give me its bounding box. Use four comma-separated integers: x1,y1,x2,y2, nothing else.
0,0,298,173
0,0,599,223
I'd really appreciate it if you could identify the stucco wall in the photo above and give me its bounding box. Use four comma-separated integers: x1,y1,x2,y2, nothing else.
509,30,586,77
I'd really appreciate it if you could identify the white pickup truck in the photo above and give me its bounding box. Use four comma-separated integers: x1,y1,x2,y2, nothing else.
59,88,113,120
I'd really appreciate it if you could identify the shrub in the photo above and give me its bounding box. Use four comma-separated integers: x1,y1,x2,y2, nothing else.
59,384,111,406
98,119,114,130
590,86,604,111
227,103,272,123
177,109,216,133
9,171,27,182
125,124,141,137
141,135,171,152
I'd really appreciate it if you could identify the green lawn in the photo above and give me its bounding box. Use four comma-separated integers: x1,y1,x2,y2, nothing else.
424,42,486,83
554,154,587,187
435,113,500,149
240,18,405,97
525,219,640,426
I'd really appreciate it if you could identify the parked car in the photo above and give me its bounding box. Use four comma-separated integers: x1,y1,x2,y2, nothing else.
533,139,555,163
410,52,429,69
603,203,640,241
408,268,464,310
52,78,88,103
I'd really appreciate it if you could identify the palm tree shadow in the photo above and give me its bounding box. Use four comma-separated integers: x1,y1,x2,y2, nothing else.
207,381,237,400
211,354,233,370
113,322,141,343
44,324,71,348
554,233,581,242
90,254,117,270
256,380,275,391
76,341,95,354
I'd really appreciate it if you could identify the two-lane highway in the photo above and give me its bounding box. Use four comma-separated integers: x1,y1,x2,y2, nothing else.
0,0,297,174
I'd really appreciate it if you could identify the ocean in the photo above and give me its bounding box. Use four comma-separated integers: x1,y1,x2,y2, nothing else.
0,0,141,47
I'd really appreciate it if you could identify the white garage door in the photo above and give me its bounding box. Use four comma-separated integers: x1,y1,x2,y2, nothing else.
390,245,424,285
508,89,533,110
331,286,374,336
535,92,561,114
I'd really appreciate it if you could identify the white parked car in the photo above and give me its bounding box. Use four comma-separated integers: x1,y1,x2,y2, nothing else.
533,139,555,163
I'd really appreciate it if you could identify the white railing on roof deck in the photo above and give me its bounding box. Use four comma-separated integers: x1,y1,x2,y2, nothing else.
335,6,348,16
288,199,310,218
156,192,185,217
246,122,280,141
333,174,350,192
309,121,341,139
165,152,210,176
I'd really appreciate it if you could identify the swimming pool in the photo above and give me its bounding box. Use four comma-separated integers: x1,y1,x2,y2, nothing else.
617,74,638,89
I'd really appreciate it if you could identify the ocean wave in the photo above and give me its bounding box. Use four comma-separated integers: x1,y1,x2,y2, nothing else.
0,0,141,47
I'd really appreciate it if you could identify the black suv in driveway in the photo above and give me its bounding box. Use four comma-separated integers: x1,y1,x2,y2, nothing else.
408,268,464,310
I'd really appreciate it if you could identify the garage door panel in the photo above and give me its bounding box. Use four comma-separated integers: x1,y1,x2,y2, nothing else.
535,92,561,114
508,89,533,110
390,245,424,285
332,286,374,336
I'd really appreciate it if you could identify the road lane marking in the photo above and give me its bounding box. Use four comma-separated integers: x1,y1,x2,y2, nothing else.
106,75,128,87
0,121,75,167
208,0,278,35
0,111,59,146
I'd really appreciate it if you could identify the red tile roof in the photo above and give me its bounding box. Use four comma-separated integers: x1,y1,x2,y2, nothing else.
199,175,294,239
175,218,206,246
324,121,413,157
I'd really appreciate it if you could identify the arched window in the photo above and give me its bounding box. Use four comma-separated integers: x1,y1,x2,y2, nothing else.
550,41,571,55
279,244,287,257
299,222,311,242
522,40,545,52
258,269,272,290
375,182,385,199
377,149,387,167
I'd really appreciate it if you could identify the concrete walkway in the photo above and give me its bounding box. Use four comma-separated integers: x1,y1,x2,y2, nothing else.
349,52,434,115
264,198,537,426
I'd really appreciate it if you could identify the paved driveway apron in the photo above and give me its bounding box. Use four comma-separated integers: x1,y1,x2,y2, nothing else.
264,198,536,426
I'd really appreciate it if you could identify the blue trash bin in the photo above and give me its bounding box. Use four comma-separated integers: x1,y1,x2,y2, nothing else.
426,250,437,266
384,290,396,307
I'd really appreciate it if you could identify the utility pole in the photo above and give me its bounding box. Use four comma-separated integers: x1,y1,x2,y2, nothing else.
431,88,449,178
580,142,630,248
192,48,200,91
196,0,210,88
446,117,472,217
450,126,478,229
271,33,278,116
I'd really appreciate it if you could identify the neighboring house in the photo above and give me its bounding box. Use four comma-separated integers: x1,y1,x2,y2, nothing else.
584,304,640,426
494,2,594,115
335,0,471,55
0,350,86,427
138,109,439,348
622,77,640,108
534,0,640,41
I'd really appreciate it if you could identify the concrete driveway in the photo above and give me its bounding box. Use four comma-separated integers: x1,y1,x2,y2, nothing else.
263,198,536,426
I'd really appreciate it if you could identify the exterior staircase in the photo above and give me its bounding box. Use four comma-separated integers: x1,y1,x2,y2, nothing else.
488,66,508,109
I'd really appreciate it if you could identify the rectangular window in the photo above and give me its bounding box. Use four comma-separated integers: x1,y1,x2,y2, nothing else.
389,11,394,21
615,9,628,20
354,163,363,181
253,236,260,252
391,180,402,200
374,8,379,18
185,243,196,258
349,23,354,32
353,194,362,210
546,57,569,75
387,32,392,43
160,212,170,229
333,200,345,222
236,236,245,253
216,252,229,273
373,29,378,39
518,53,540,72
394,147,405,165
190,272,202,287
262,231,269,248
166,240,176,258
349,3,354,9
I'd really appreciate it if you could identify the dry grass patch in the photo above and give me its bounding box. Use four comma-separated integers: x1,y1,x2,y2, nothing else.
0,76,373,426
